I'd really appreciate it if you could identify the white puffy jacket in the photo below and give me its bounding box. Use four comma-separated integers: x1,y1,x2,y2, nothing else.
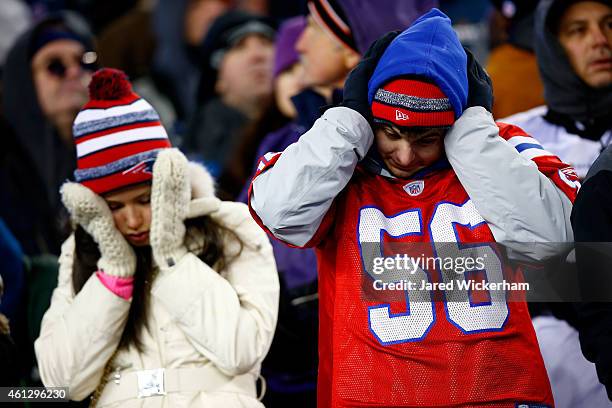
35,164,279,407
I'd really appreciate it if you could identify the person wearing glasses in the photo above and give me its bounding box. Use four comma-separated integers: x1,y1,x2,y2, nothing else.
0,11,97,257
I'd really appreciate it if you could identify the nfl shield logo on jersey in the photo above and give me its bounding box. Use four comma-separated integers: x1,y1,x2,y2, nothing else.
403,180,424,196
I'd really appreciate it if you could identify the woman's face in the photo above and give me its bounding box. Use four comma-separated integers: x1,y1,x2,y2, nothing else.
104,184,152,247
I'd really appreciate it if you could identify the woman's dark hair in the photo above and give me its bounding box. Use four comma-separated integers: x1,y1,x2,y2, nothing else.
72,215,243,352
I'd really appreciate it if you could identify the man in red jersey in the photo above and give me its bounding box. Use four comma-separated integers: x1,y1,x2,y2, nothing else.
249,9,578,408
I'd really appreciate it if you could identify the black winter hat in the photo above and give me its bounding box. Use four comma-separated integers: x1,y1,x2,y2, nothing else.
195,10,276,103
28,11,95,61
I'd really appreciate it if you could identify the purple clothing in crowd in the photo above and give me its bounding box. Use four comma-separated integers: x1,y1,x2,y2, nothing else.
239,122,316,290
248,123,317,290
273,16,306,78
238,89,331,290
338,0,439,54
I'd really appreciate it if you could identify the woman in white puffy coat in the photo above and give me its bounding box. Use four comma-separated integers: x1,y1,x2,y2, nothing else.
34,145,279,406
35,67,279,406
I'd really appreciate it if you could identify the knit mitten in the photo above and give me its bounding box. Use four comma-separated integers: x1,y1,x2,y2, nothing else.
61,183,136,277
150,148,191,269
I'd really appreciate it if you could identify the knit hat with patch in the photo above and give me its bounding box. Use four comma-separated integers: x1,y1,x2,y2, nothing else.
371,77,455,129
72,68,171,194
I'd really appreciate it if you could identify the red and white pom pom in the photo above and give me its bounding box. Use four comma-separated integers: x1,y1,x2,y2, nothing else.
88,68,133,100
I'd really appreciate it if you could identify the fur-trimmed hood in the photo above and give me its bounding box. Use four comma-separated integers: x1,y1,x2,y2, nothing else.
185,160,265,259
187,161,222,219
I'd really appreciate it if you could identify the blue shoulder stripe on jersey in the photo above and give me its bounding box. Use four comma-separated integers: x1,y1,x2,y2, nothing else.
515,143,543,153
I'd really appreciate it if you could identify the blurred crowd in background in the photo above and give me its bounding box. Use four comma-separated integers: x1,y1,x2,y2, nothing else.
0,0,610,407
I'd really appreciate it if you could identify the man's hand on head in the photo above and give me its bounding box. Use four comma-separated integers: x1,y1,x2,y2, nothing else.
464,47,493,112
341,31,400,123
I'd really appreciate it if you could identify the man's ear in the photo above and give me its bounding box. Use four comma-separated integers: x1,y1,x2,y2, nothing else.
343,47,362,72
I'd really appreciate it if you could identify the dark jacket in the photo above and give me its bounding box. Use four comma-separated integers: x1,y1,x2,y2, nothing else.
0,13,93,256
0,218,24,325
571,145,612,401
152,0,198,121
185,97,248,178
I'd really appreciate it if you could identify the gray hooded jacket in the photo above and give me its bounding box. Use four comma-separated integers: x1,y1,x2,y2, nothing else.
535,0,612,123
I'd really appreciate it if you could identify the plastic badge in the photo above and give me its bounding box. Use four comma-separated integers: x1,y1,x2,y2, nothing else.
137,369,166,397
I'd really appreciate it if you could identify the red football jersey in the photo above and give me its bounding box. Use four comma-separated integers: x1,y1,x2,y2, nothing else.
314,165,554,407
249,123,578,407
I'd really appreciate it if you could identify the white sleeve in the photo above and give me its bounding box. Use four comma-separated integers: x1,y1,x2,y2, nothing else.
34,236,131,401
444,107,574,261
250,107,373,247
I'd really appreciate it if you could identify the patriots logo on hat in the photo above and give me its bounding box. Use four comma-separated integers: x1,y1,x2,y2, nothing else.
395,109,409,121
72,69,172,194
122,158,155,176
403,180,424,196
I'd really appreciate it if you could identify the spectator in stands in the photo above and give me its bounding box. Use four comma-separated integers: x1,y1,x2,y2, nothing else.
185,10,276,178
296,0,438,90
248,10,577,406
502,0,611,178
221,16,307,200
0,12,97,256
229,17,321,407
35,68,279,406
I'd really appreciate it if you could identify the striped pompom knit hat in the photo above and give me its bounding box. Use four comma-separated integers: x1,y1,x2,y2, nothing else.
72,68,171,194
307,0,357,52
371,77,455,129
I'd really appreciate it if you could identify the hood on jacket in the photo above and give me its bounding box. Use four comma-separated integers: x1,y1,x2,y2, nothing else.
187,161,222,219
2,12,95,205
317,0,438,55
585,144,612,181
368,8,468,119
535,0,612,122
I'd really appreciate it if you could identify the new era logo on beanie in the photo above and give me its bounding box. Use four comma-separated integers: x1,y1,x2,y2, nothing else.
72,68,171,194
372,77,455,129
